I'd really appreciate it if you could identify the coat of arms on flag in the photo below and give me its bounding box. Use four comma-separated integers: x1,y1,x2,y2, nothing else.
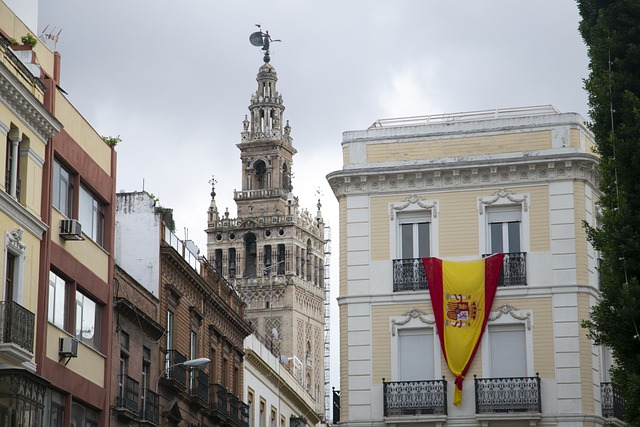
422,254,504,406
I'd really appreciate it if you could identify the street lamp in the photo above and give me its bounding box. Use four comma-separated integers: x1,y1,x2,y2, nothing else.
155,357,210,393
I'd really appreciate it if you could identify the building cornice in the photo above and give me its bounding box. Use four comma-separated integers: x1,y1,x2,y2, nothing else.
0,60,62,142
0,190,47,239
327,152,599,198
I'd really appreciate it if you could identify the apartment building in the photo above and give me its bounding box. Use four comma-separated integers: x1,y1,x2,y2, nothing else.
115,191,253,427
327,106,620,426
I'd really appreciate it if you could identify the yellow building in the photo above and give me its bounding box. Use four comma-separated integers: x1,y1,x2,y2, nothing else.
1,1,117,425
327,106,619,426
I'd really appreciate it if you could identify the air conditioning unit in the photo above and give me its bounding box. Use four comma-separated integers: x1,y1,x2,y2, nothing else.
58,337,78,357
59,219,83,240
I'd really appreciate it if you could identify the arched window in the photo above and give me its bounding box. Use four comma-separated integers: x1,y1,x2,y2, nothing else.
254,161,267,189
245,233,257,278
282,163,290,191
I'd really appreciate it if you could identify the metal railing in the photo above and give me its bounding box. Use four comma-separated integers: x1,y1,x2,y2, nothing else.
213,383,228,416
601,382,625,421
0,301,34,353
228,394,240,425
140,388,159,425
117,374,139,414
474,375,541,413
165,350,187,388
392,258,428,291
383,378,447,416
240,401,250,427
499,252,527,287
189,369,209,403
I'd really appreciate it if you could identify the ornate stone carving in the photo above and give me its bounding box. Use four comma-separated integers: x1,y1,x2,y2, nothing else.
389,194,438,220
391,308,435,336
478,188,529,214
488,304,532,330
7,228,26,253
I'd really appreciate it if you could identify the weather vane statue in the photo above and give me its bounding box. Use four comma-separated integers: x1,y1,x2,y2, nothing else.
249,24,281,63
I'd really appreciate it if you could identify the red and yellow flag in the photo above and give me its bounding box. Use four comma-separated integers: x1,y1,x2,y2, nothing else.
422,254,504,406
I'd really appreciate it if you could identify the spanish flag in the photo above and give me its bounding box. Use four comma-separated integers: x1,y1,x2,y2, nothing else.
422,254,504,406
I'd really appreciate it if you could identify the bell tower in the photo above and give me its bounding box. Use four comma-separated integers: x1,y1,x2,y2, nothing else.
205,43,326,419
236,62,297,220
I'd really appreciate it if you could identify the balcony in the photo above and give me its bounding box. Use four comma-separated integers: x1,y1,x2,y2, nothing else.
0,301,35,363
140,388,159,426
383,378,447,416
228,393,240,426
161,350,187,390
189,369,209,405
474,375,541,414
240,401,249,427
208,383,229,421
498,252,527,287
115,374,139,419
392,258,427,291
601,382,625,421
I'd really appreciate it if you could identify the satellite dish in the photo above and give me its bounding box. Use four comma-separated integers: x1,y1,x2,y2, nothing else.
271,328,279,341
249,32,264,47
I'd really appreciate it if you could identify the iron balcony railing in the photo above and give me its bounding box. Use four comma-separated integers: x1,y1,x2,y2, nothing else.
499,252,527,287
392,258,428,291
228,393,240,425
601,382,625,421
189,369,209,404
240,401,250,427
0,301,34,353
213,383,228,416
383,378,447,416
165,349,187,388
140,388,159,425
474,375,541,414
117,374,139,414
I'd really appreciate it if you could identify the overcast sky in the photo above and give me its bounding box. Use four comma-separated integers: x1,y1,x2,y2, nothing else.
37,0,589,394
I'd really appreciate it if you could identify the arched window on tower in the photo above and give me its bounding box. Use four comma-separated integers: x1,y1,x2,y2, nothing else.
282,163,290,191
254,160,267,190
306,239,312,281
245,233,257,278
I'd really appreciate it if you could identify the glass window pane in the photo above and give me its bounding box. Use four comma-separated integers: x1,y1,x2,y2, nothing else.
79,186,93,237
75,291,100,349
490,223,503,253
508,222,521,253
401,224,413,258
417,222,430,258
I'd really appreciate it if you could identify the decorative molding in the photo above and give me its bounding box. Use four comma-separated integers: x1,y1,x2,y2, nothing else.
389,194,438,220
391,308,436,336
0,191,47,239
0,60,62,142
478,188,528,214
488,304,532,330
6,228,26,253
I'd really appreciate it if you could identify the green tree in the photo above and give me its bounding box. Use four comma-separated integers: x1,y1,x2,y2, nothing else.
578,0,640,424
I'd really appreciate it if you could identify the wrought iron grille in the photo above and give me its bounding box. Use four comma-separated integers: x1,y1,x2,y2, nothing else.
189,369,209,403
601,382,625,420
383,378,447,416
392,259,428,291
117,374,139,414
474,375,541,413
499,252,527,287
165,349,187,387
240,401,250,427
140,388,159,425
216,384,228,415
0,301,35,353
332,388,341,422
228,394,239,424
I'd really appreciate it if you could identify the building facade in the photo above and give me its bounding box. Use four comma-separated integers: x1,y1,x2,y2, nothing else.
244,334,321,427
205,60,326,420
2,1,118,425
327,106,620,426
115,191,253,427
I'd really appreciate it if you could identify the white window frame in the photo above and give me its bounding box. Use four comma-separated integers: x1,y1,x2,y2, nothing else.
389,195,439,259
477,189,530,255
390,310,441,381
481,305,534,377
4,229,26,303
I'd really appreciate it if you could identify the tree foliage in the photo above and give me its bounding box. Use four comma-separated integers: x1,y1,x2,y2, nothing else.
577,0,640,424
